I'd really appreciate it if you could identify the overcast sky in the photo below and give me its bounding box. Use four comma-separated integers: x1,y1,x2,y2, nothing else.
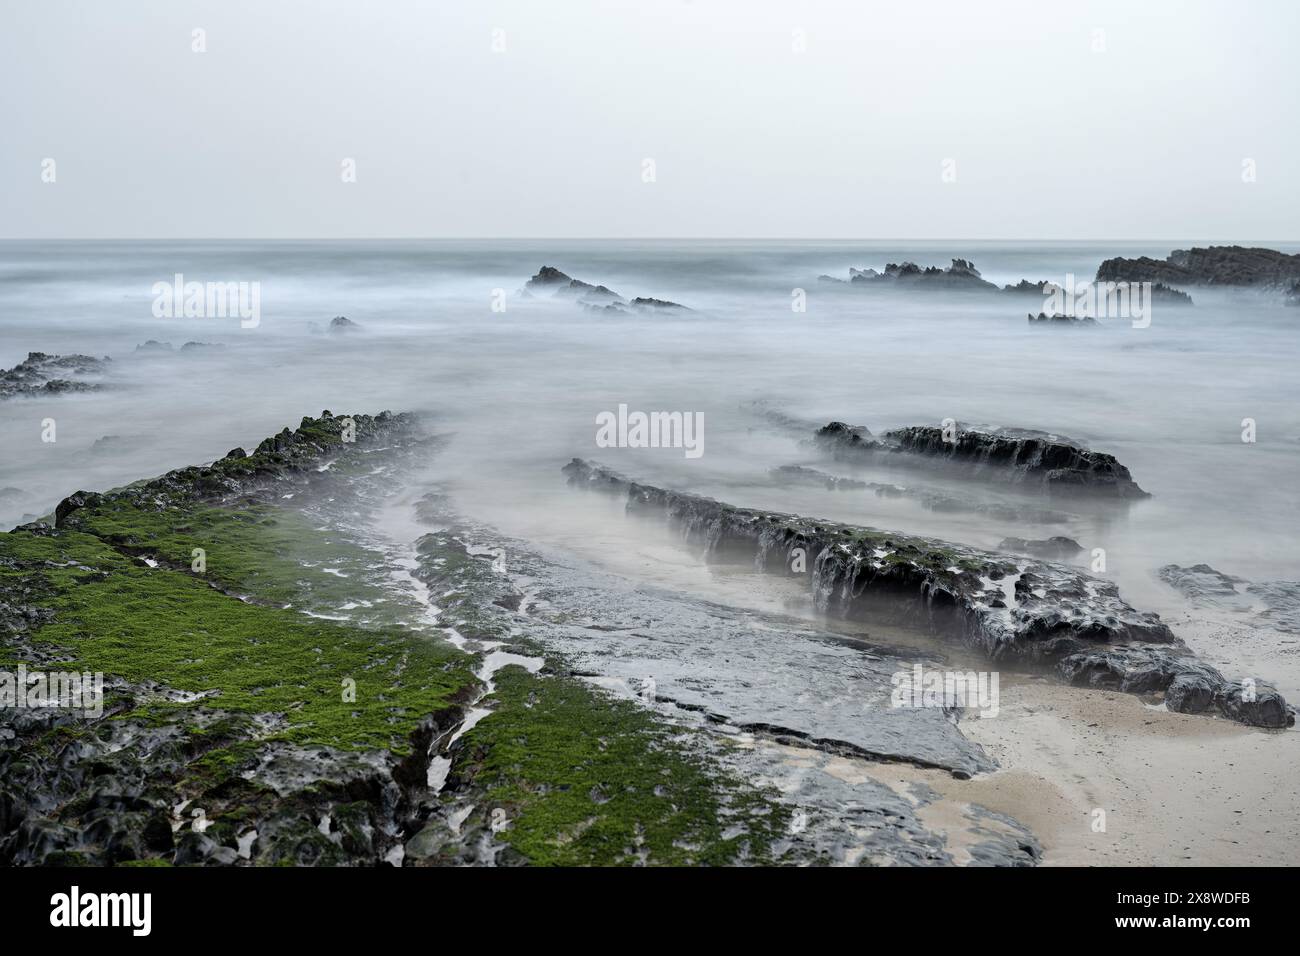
2,0,1296,239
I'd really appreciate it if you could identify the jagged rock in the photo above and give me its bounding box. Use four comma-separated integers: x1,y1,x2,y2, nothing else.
1097,246,1300,294
134,340,174,352
524,266,572,293
814,421,1149,499
844,258,998,291
0,352,110,400
563,459,1290,728
998,537,1084,560
328,316,360,333
523,267,690,311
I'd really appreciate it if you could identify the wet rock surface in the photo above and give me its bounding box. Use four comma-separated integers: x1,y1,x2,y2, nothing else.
408,491,1040,865
563,458,1291,727
0,351,110,400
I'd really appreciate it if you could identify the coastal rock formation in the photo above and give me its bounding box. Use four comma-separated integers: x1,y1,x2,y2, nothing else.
523,266,690,313
1096,246,1300,291
0,351,110,400
814,421,1150,499
846,258,998,291
328,315,360,333
564,459,1291,728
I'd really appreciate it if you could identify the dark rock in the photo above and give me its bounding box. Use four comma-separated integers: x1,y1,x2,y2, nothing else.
1,351,110,400
524,266,572,293
54,491,104,529
844,258,998,291
328,316,360,333
563,459,1290,729
816,420,1149,499
1028,311,1097,326
1096,246,1300,292
522,267,690,311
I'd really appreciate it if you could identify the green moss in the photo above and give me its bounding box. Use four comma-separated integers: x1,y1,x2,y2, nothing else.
71,498,409,620
457,666,790,866
0,527,477,755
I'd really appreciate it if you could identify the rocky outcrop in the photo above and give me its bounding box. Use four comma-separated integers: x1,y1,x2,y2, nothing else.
564,459,1291,728
1096,246,1300,291
52,411,410,532
0,352,109,400
1,411,475,867
522,267,690,313
814,421,1149,499
839,258,999,292
328,316,360,333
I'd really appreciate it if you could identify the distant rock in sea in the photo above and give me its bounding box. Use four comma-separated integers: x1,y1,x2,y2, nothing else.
1027,311,1097,326
522,266,690,313
0,351,110,400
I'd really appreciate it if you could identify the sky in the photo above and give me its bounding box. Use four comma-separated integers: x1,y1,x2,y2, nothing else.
1,0,1296,240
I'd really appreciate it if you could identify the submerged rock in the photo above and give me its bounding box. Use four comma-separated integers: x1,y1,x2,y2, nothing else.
1159,564,1247,603
814,420,1150,499
563,459,1291,728
998,537,1084,561
772,464,1073,524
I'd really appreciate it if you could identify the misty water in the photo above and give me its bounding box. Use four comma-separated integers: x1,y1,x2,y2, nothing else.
3,239,1299,695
